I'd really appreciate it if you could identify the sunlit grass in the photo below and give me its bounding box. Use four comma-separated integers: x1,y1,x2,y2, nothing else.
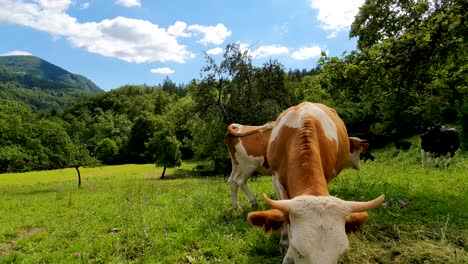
0,148,467,263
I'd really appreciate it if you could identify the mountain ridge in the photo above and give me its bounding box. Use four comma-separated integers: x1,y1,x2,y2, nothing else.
0,55,103,93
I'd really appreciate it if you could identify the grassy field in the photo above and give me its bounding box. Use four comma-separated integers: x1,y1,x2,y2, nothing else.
0,145,467,263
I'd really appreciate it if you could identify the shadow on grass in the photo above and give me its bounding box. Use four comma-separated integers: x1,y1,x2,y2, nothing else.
143,167,227,180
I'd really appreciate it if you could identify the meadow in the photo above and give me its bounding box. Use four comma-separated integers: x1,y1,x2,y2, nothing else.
0,144,467,263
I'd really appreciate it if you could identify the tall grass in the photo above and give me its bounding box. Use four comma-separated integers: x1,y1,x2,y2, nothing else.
0,148,467,263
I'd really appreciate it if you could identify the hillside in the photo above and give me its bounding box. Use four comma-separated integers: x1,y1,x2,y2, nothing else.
0,55,103,93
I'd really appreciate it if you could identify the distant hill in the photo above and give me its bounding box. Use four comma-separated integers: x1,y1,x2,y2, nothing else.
0,55,103,93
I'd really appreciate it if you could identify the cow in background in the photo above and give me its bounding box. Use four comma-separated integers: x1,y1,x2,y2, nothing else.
224,122,276,209
247,102,383,263
360,149,375,162
420,125,460,168
393,141,412,157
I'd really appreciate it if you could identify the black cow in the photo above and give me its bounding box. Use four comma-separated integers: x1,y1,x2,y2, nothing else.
393,141,412,157
395,141,412,151
360,150,375,162
420,125,460,168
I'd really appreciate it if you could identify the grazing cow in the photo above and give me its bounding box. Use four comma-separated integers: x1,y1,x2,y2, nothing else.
247,102,383,264
395,141,412,151
360,149,375,162
420,125,460,168
393,141,412,157
224,122,276,209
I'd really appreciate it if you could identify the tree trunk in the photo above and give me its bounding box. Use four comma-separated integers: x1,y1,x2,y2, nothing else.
75,166,81,188
161,166,166,179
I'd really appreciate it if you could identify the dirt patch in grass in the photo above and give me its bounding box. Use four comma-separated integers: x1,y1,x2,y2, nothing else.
0,227,43,256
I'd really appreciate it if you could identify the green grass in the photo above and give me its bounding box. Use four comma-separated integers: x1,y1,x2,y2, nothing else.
0,147,467,263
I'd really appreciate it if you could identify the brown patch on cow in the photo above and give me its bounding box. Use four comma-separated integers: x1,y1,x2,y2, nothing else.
248,209,288,232
268,123,330,198
0,227,44,256
224,123,275,165
224,134,241,164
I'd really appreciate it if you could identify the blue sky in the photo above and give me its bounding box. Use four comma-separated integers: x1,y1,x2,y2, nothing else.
0,0,365,91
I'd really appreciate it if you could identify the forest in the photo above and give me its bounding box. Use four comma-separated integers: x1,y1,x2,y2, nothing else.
0,0,466,176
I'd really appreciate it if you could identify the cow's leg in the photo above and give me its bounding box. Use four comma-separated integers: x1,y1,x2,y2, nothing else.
239,180,257,208
229,166,258,209
443,152,453,169
420,149,426,166
228,167,241,209
421,149,431,166
272,174,290,251
435,155,440,168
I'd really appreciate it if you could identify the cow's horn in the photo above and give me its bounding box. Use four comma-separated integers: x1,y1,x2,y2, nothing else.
263,193,290,212
346,194,385,213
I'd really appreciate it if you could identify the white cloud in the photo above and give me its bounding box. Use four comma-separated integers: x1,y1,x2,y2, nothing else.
81,2,91,9
0,50,33,56
251,45,289,59
206,47,223,55
187,23,232,45
115,0,141,8
0,1,195,64
273,23,289,36
310,0,364,38
150,67,175,75
167,21,191,38
291,46,322,60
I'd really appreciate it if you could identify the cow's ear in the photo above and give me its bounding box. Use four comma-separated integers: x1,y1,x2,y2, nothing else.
247,209,288,232
349,137,369,153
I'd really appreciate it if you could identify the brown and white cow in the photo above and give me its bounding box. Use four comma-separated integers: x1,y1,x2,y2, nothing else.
224,122,276,209
247,102,384,264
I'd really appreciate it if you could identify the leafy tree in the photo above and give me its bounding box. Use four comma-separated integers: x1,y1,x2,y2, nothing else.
95,138,118,165
308,0,468,144
189,43,297,172
67,141,99,188
145,117,181,179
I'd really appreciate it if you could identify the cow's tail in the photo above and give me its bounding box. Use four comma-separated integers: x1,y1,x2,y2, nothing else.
226,122,276,137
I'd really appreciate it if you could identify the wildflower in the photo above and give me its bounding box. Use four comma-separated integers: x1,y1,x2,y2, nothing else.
382,202,388,208
74,253,81,257
398,199,406,208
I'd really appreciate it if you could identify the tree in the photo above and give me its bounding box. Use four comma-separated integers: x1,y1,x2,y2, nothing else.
189,43,297,173
67,141,99,188
95,138,118,165
145,117,181,179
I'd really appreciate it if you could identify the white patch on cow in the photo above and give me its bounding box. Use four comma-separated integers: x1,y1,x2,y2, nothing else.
233,140,265,181
270,103,338,147
302,103,338,146
232,123,242,131
269,109,300,143
228,139,266,209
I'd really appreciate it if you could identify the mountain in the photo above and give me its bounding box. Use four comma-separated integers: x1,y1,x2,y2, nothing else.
0,55,103,93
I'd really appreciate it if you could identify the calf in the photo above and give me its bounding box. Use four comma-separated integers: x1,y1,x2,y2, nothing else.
420,125,460,168
224,122,276,209
247,102,383,263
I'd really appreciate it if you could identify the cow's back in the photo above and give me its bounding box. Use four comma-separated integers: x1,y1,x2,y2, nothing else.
267,102,350,197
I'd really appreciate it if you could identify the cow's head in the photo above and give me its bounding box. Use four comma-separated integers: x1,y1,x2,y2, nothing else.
248,194,384,264
348,137,369,170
